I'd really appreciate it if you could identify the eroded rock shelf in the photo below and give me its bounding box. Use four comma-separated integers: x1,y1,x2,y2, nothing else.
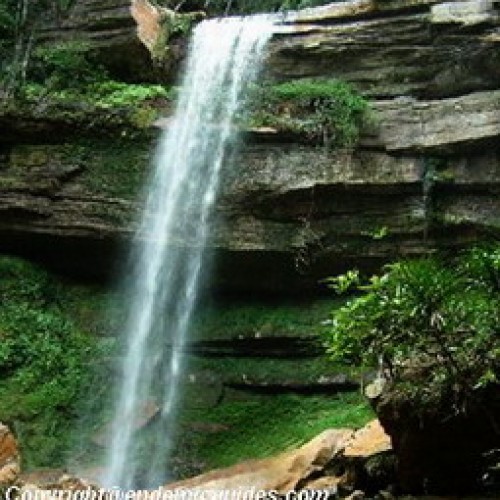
0,0,499,292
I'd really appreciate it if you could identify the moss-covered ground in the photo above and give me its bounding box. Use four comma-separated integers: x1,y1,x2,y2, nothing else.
174,391,373,476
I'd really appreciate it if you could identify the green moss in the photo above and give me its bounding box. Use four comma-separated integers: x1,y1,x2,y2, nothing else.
20,80,171,131
70,137,151,200
246,79,370,147
188,355,356,385
176,392,373,473
0,256,367,474
0,256,113,468
189,297,342,340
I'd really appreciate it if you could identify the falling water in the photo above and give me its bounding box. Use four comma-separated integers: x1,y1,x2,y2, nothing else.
103,16,274,489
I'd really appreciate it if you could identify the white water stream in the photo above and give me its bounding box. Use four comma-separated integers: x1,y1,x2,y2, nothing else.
103,16,274,489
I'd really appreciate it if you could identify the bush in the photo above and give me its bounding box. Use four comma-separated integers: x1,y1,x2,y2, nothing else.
29,41,107,90
324,246,500,408
89,80,170,108
0,1,16,38
248,79,369,147
0,256,109,467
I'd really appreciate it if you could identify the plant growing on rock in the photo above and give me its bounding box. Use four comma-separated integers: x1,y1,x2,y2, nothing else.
248,78,369,148
325,245,500,493
0,256,113,467
29,41,106,90
325,245,500,413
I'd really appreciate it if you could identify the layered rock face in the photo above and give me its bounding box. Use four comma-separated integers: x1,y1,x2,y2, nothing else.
37,0,201,82
1,0,499,291
37,0,154,81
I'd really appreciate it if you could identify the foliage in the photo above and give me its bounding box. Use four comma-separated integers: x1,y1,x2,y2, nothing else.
0,0,78,94
0,256,112,467
0,0,16,38
19,79,171,130
89,80,170,108
248,79,369,147
21,79,170,108
323,269,360,295
0,0,74,38
29,41,106,90
324,245,500,411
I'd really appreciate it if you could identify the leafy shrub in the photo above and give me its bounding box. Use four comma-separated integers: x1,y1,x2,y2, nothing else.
0,256,108,467
0,1,16,37
22,79,170,106
248,79,369,147
89,80,170,108
20,79,171,130
324,246,500,407
29,41,107,90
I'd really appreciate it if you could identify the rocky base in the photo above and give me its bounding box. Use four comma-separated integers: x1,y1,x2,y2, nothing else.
0,423,20,488
367,378,500,495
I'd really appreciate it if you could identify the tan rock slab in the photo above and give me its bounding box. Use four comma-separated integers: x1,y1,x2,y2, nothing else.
343,419,392,458
0,422,20,487
165,428,352,493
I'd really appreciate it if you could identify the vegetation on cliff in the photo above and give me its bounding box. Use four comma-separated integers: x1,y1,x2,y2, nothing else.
323,245,500,492
1,37,172,131
325,245,500,416
0,256,115,468
247,79,369,147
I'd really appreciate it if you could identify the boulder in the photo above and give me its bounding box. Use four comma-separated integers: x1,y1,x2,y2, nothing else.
165,421,393,495
18,475,97,500
367,378,500,494
343,420,392,459
165,428,353,492
338,420,395,496
0,423,20,487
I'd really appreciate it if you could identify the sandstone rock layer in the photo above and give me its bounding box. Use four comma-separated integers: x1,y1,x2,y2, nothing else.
0,0,499,291
0,422,20,487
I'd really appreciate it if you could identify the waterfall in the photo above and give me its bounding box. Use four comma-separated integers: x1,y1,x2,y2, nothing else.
103,16,274,489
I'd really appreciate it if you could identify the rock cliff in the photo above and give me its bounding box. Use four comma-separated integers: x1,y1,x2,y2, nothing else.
0,0,499,292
